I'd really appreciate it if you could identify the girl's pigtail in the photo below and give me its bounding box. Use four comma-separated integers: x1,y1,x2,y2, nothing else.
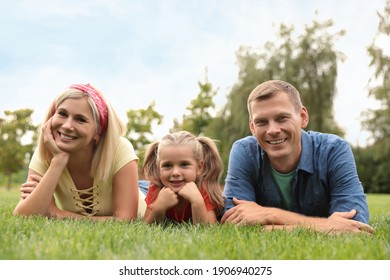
198,137,224,212
142,141,162,187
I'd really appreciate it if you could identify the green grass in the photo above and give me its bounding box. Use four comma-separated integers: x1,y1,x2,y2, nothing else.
1,187,389,260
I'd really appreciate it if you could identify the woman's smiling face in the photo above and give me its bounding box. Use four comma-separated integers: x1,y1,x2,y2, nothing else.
51,97,98,153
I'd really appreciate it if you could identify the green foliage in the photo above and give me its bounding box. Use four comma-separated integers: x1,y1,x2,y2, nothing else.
125,101,164,167
1,189,389,260
354,140,390,193
0,109,37,189
172,68,218,136
0,169,28,189
295,20,346,134
363,0,390,139
359,0,390,193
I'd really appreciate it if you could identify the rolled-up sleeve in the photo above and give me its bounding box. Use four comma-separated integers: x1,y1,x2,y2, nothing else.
327,140,370,224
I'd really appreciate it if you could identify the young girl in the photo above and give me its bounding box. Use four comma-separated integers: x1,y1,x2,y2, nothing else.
142,131,224,224
13,83,146,221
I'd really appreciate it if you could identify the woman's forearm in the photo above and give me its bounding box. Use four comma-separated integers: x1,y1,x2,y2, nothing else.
13,156,67,216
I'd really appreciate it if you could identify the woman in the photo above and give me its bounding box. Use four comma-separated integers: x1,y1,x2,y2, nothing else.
13,83,146,221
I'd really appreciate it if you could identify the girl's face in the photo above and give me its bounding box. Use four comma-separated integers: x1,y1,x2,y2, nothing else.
51,97,99,153
159,145,203,193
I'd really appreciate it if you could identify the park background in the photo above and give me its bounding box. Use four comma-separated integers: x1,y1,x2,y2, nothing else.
0,0,389,193
0,0,389,261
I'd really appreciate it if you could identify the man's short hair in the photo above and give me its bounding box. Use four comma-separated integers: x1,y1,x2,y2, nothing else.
247,80,303,117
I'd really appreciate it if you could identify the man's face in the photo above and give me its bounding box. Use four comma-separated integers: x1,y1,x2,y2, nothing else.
249,92,308,172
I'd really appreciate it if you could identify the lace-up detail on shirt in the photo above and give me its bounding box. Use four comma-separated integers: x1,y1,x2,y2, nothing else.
71,185,99,216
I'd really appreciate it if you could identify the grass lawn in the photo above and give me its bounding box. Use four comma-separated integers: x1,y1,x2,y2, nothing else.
0,188,389,260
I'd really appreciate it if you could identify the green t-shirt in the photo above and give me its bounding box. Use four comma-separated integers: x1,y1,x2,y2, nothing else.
271,168,295,210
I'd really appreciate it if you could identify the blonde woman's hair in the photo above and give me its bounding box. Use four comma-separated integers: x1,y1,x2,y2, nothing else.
37,86,126,181
142,131,224,212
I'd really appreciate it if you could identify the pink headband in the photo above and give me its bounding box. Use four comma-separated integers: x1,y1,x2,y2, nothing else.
68,83,109,134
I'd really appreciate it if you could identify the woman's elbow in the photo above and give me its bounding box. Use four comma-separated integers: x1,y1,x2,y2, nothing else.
12,207,32,217
12,203,44,217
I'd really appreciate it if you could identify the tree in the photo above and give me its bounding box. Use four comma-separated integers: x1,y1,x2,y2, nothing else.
0,109,37,189
207,19,346,177
125,101,163,168
353,145,379,193
295,19,345,134
172,68,218,136
363,0,390,139
360,0,390,193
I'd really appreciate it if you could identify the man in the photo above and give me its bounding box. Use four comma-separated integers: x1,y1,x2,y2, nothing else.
221,80,374,234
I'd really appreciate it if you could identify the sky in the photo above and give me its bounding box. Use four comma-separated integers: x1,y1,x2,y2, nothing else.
0,0,387,147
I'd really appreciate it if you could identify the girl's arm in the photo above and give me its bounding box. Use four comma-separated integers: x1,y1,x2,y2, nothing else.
143,187,178,224
191,202,217,224
143,207,166,224
179,182,215,224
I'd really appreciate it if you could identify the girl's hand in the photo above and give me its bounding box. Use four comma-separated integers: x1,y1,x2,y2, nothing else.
19,174,42,200
144,187,179,224
179,182,214,224
178,182,203,204
154,187,179,211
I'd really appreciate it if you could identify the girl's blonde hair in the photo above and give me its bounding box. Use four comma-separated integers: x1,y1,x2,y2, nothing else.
37,85,126,181
142,131,224,212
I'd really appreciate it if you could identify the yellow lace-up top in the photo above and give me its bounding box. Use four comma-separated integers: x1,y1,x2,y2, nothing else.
70,185,99,216
29,137,146,216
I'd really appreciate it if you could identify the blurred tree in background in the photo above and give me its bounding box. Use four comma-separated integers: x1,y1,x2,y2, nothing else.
125,101,163,170
0,109,37,189
172,68,218,136
358,0,390,193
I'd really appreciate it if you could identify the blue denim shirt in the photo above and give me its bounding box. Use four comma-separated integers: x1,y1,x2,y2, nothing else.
223,130,370,224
